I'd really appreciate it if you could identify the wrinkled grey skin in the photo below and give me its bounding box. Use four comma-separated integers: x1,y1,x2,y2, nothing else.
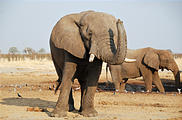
50,11,127,117
107,47,181,93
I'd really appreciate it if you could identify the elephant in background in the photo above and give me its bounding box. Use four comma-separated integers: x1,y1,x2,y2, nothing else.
107,47,181,93
50,11,128,117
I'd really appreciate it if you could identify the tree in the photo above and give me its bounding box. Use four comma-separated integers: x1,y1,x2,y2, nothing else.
38,48,46,54
23,47,35,54
9,47,19,54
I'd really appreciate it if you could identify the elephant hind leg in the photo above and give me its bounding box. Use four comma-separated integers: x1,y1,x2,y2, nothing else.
51,61,77,117
51,52,75,112
152,71,165,93
51,55,63,94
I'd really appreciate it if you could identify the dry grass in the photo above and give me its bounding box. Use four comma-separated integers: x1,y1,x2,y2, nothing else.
0,54,51,62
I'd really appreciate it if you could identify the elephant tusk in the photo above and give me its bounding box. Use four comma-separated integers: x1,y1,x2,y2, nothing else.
124,58,136,63
89,54,95,62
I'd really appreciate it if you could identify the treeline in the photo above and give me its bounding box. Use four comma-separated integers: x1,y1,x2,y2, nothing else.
0,54,52,61
0,53,181,62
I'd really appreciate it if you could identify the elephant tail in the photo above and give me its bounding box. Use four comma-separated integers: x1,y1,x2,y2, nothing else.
106,64,110,83
55,79,61,94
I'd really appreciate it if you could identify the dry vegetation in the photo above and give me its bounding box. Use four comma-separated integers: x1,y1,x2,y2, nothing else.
0,53,181,61
0,54,182,120
0,54,51,62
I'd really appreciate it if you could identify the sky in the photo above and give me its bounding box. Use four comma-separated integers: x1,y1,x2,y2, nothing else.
0,0,182,53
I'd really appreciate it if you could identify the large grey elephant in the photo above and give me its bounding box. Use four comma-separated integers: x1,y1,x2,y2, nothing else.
107,47,181,93
50,11,128,117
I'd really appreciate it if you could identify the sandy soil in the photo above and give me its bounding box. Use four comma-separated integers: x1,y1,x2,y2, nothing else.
0,59,182,120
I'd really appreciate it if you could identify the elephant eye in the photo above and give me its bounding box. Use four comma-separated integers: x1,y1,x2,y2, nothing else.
86,26,92,36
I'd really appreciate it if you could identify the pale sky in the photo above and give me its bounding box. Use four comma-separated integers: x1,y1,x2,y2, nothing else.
0,0,182,53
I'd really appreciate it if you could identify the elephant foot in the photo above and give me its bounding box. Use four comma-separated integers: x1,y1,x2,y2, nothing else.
80,108,98,117
146,90,152,93
69,104,75,112
118,89,127,93
78,106,82,112
158,89,165,93
119,87,126,92
50,109,67,117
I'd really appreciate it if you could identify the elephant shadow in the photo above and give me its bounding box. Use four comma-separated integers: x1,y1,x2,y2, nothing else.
160,79,179,92
0,97,56,116
98,82,146,92
97,79,178,92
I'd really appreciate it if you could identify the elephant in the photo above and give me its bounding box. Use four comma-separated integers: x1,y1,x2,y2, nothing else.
107,47,181,93
50,11,128,117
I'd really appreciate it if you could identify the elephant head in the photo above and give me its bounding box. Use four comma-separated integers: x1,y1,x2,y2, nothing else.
143,48,181,89
51,11,127,65
76,12,127,64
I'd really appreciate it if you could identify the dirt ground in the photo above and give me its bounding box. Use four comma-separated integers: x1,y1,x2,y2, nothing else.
0,59,182,120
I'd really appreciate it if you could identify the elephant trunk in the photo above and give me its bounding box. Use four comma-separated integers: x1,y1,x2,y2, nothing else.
169,63,181,90
111,19,127,65
89,19,127,65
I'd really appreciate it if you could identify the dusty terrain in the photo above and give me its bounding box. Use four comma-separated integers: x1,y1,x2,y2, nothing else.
0,59,182,120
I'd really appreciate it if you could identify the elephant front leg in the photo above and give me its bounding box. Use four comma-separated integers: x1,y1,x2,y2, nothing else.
80,61,102,117
51,61,77,117
142,69,153,92
152,71,165,93
81,86,98,117
109,65,123,92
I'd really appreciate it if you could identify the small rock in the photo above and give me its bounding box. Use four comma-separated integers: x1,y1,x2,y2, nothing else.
26,107,45,112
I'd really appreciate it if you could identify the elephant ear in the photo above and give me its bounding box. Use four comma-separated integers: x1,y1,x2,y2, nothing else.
143,50,159,70
51,16,86,59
